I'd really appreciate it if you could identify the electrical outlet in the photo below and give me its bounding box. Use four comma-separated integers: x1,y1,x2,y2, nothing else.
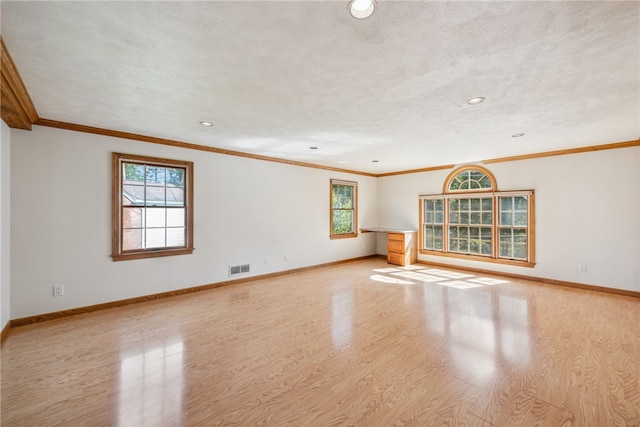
578,264,587,273
284,254,289,262
264,257,270,264
53,284,64,297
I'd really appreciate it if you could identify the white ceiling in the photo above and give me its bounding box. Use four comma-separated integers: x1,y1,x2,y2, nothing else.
2,1,639,174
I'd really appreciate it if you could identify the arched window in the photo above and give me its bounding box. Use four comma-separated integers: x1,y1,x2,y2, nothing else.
444,165,496,193
419,166,534,266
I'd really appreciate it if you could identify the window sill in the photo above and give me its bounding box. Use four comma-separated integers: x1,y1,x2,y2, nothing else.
330,233,358,240
419,249,535,268
112,247,194,261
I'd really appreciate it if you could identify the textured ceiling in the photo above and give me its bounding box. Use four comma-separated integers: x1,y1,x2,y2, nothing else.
1,1,639,174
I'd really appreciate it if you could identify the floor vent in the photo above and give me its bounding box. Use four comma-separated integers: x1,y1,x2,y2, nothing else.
229,264,250,276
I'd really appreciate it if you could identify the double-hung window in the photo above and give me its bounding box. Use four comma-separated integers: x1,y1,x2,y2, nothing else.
419,166,534,266
112,153,194,261
330,179,358,239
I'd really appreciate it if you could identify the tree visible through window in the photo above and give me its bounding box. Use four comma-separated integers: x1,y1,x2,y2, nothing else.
330,179,358,239
420,166,534,266
112,153,194,261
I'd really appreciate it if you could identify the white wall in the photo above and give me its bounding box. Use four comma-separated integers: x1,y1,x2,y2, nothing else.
10,125,378,319
378,147,640,292
1,120,11,331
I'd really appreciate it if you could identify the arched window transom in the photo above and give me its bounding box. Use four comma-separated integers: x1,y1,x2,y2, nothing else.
444,166,496,193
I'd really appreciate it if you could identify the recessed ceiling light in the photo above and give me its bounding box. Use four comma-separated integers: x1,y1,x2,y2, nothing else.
349,0,375,19
512,133,525,138
199,121,213,127
466,97,485,105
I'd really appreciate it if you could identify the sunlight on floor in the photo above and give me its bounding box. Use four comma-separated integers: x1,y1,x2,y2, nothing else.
370,265,511,289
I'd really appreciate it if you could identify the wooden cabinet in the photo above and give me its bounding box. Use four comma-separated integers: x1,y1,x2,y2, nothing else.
387,232,417,266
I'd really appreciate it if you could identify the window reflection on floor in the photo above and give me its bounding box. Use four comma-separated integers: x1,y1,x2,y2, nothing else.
370,264,530,384
118,341,184,427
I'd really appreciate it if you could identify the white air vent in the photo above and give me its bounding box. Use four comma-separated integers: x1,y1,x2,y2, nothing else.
229,264,250,277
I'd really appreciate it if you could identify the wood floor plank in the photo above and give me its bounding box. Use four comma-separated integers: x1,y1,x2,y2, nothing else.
2,258,639,426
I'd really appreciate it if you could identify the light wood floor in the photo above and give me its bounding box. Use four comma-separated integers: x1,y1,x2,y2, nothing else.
2,258,639,426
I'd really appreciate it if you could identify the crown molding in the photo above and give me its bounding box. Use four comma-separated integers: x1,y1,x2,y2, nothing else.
0,37,38,130
35,118,378,177
482,139,640,164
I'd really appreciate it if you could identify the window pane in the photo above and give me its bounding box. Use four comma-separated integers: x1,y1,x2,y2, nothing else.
449,227,458,238
122,184,144,206
146,166,166,186
479,176,491,188
166,168,185,188
470,212,480,224
332,210,353,234
146,228,166,248
460,199,469,210
123,163,145,183
459,227,468,238
122,207,143,228
434,238,443,250
482,198,492,210
332,185,353,209
499,229,513,258
470,198,480,210
460,212,469,224
514,212,528,226
426,200,434,211
145,186,166,206
166,187,184,206
470,171,483,181
515,196,528,210
123,229,143,251
145,208,166,228
470,227,479,238
449,199,459,211
435,199,443,211
167,208,185,227
481,242,492,255
435,212,443,223
459,240,469,252
481,227,492,239
450,239,459,252
501,212,512,226
514,244,527,259
426,211,434,223
501,197,513,211
482,212,492,225
514,228,527,242
450,212,459,224
425,226,434,241
167,228,185,247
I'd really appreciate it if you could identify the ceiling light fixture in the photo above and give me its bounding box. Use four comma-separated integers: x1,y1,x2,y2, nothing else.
466,97,485,105
309,146,318,150
349,0,376,19
199,121,213,127
512,133,525,138
372,160,379,163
